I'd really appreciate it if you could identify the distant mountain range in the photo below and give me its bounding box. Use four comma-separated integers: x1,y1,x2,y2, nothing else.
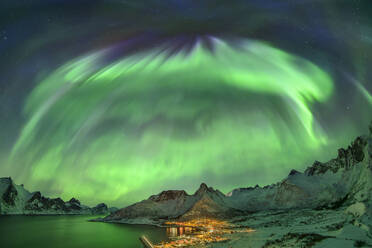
0,177,117,215
100,121,372,225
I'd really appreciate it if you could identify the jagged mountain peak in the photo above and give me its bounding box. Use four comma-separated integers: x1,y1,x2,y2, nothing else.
149,189,189,202
194,183,217,195
288,169,300,176
92,203,109,215
0,177,12,183
68,197,81,205
304,135,369,176
179,194,230,220
199,182,209,190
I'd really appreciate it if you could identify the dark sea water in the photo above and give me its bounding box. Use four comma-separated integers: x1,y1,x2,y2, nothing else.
0,215,169,248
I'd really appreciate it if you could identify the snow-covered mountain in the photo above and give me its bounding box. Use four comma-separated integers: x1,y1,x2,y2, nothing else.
227,134,372,211
102,183,243,224
0,177,114,215
101,121,372,224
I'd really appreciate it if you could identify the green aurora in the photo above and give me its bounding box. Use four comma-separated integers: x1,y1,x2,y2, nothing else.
5,38,371,206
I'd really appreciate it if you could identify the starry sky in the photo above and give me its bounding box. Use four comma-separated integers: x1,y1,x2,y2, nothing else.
0,0,371,207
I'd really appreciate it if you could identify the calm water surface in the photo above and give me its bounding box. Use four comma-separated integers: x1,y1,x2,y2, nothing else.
0,215,169,248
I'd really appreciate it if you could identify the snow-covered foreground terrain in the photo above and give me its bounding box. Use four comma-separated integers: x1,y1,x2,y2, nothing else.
208,205,372,248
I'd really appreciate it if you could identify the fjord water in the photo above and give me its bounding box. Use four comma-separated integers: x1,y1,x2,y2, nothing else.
0,215,168,248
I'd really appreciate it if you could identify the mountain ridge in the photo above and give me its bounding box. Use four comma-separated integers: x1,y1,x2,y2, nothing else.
100,121,372,224
0,177,117,215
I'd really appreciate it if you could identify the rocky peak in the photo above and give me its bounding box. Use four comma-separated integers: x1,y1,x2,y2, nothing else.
53,197,65,206
2,182,18,206
289,169,300,176
0,177,12,184
0,177,13,191
149,190,188,202
180,194,226,220
68,198,81,205
352,136,367,162
92,203,108,215
369,123,372,159
194,183,227,204
305,135,369,176
28,191,42,202
95,203,107,208
336,136,367,167
195,183,215,195
199,183,208,190
305,161,329,176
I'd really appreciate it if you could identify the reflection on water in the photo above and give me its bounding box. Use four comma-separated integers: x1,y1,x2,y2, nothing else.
0,215,168,248
166,226,197,237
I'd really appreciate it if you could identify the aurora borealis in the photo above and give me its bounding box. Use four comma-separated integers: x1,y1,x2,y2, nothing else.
1,0,372,207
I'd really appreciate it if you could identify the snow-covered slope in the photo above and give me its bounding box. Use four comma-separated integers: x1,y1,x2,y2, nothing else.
0,177,32,214
104,188,195,224
0,178,114,215
102,121,372,224
227,133,372,211
180,183,243,220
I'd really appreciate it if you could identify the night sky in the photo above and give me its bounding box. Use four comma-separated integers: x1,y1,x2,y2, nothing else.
0,0,371,207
